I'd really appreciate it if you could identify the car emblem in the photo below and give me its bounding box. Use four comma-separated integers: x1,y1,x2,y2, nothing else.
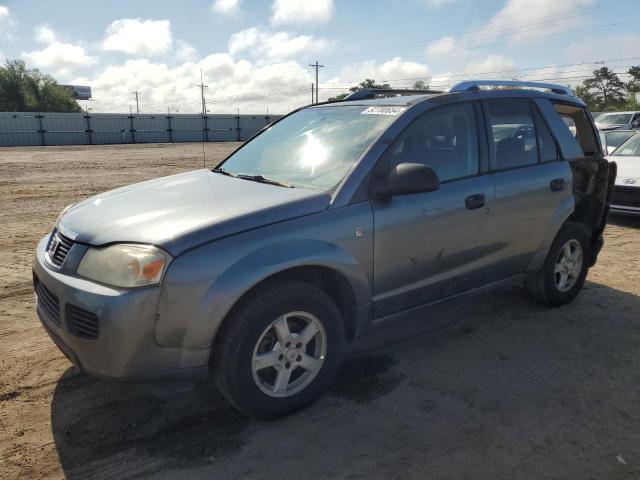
623,178,637,185
49,236,59,256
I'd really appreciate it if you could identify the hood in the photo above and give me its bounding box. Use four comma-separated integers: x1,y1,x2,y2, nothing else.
611,156,640,187
58,169,331,256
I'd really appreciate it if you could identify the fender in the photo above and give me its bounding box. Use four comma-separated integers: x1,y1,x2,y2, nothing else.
155,203,374,350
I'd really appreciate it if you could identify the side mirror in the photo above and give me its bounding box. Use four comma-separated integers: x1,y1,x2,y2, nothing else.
374,162,440,197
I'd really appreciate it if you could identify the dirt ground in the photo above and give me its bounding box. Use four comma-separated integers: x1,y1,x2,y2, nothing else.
1,143,639,480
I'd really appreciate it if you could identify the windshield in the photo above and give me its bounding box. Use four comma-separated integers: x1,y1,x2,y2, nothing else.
596,113,633,125
611,133,640,156
605,131,636,150
218,105,401,190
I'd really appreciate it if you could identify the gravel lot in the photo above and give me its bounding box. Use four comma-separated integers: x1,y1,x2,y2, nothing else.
1,143,639,479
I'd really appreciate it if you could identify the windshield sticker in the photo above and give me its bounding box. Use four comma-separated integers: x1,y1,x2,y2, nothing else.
361,106,406,116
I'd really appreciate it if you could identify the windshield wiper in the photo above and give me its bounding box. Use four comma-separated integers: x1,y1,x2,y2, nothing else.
236,174,294,188
214,167,293,188
212,167,237,177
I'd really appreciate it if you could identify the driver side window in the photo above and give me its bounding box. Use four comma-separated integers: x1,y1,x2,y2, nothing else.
388,103,480,183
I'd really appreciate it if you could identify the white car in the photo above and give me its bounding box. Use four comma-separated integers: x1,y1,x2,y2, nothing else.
607,132,640,216
595,111,640,131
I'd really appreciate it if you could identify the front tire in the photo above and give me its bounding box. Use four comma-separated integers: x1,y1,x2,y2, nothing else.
212,279,345,419
526,222,591,307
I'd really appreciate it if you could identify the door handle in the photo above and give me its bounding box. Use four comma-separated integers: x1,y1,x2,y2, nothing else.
550,178,565,192
465,193,485,210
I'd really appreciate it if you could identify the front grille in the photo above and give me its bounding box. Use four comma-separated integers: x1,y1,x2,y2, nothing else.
46,229,74,268
612,186,640,208
66,304,100,339
34,277,61,328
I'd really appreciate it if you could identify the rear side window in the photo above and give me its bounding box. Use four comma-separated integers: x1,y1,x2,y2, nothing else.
487,100,538,170
387,102,479,183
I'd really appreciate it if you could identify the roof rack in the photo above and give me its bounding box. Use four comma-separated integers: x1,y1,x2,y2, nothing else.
343,88,442,101
448,80,573,96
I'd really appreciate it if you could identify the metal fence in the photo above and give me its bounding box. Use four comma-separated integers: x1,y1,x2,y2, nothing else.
0,112,282,147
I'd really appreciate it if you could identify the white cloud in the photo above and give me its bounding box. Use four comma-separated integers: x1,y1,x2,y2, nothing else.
426,36,461,58
463,54,515,75
211,0,242,16
271,0,334,25
229,26,332,60
0,4,15,40
103,18,172,56
22,42,96,76
176,40,197,62
34,25,57,44
333,57,431,90
477,0,594,43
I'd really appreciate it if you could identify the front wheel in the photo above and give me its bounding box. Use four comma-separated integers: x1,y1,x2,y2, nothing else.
212,280,345,419
526,222,591,307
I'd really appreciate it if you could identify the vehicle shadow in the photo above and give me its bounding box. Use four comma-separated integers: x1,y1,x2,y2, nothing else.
608,214,640,228
50,281,640,479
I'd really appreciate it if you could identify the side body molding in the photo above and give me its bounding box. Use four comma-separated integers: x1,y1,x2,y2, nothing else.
155,202,374,349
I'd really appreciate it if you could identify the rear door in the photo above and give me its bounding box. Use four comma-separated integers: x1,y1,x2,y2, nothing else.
371,102,496,318
484,98,572,282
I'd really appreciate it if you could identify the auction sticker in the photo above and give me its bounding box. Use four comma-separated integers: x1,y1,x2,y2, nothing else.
361,106,406,116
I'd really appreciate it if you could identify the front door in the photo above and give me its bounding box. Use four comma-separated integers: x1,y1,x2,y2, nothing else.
372,102,497,318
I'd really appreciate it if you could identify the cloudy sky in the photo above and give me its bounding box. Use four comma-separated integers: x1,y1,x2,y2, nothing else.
0,0,638,113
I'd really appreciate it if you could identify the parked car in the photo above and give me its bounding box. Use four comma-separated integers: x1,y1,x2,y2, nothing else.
607,132,640,216
599,129,637,155
33,80,615,418
594,111,640,131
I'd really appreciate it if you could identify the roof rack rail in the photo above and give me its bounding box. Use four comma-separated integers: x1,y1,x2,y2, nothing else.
343,88,442,101
449,80,574,96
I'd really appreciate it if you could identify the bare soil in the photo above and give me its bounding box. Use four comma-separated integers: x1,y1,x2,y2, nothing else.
1,143,639,479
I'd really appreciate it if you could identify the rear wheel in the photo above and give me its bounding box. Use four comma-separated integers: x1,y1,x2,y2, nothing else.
526,222,591,307
212,279,344,419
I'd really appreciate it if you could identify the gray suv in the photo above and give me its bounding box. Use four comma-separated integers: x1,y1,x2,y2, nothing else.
33,80,615,418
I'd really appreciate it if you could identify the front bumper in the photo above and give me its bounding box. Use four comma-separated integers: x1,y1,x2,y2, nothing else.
610,185,640,217
33,235,209,381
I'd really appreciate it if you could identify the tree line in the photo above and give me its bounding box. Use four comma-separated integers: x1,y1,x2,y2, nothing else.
0,59,81,112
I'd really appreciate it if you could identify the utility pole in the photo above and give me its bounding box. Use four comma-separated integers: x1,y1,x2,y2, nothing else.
308,60,324,103
132,90,140,114
311,83,314,104
196,68,209,116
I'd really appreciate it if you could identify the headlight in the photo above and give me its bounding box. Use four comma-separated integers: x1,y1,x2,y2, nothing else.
77,244,172,288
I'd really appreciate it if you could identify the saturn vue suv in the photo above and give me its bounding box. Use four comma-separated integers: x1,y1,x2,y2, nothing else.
33,80,615,418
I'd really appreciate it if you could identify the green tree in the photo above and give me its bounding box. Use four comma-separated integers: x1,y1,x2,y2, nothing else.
412,80,430,90
579,67,626,111
0,59,81,112
328,78,391,102
626,66,640,94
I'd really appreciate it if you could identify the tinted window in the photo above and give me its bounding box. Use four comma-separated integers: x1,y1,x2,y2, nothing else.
487,99,538,169
388,103,479,182
534,109,560,162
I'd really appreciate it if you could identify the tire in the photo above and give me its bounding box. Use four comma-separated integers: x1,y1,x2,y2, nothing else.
526,222,591,307
212,279,345,419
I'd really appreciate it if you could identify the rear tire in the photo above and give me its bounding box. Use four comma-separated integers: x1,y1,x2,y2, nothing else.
212,279,345,419
526,222,591,307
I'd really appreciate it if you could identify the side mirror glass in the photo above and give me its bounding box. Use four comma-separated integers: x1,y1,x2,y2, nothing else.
374,162,440,197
